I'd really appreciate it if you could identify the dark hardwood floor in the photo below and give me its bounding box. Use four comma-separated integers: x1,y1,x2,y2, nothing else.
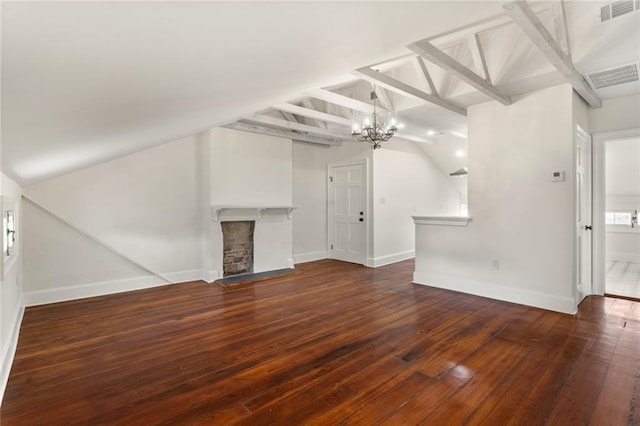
1,259,639,425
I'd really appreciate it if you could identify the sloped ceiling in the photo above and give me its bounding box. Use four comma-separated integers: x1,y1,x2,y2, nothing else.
2,1,504,185
3,1,640,186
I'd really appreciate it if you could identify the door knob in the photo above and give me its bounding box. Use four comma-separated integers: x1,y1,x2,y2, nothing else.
585,225,592,230
359,218,364,222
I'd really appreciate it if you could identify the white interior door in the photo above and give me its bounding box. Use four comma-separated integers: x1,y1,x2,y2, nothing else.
576,128,593,301
329,162,366,265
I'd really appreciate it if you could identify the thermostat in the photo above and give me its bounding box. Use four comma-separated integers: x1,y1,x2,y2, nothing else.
552,171,565,182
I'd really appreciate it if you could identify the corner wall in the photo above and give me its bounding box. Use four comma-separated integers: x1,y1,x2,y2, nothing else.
22,135,203,306
292,141,372,264
372,137,461,266
414,84,578,314
292,138,462,266
207,127,294,278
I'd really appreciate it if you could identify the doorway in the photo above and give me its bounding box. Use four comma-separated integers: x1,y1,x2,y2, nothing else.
604,138,640,298
593,128,640,297
327,160,368,265
576,126,593,302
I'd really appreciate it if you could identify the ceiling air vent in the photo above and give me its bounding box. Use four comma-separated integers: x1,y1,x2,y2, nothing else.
584,63,639,89
600,0,638,21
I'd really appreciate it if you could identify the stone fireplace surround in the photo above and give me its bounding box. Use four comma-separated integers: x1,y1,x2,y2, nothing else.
221,221,254,277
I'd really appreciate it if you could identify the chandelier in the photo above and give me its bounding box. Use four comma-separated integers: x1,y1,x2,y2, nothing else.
351,87,399,149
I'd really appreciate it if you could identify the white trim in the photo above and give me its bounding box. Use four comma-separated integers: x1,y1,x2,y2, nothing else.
593,127,640,296
24,274,168,307
606,227,640,234
607,252,640,263
574,124,592,303
0,296,24,407
327,158,370,267
203,270,220,283
413,271,576,315
211,205,297,222
164,269,205,284
294,251,329,264
371,250,415,267
412,216,471,226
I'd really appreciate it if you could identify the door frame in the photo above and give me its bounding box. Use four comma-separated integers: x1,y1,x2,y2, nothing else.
575,125,593,302
326,158,371,266
592,127,640,295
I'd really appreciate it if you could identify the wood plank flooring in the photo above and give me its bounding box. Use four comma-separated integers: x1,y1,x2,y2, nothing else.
2,259,639,425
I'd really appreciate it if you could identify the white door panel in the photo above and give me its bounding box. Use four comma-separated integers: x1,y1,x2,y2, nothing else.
576,129,592,301
329,162,366,265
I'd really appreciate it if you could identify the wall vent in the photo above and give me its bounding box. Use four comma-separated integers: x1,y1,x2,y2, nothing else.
600,0,639,21
584,63,639,89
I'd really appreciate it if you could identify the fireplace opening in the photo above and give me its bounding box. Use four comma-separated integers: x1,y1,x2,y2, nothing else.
221,221,255,277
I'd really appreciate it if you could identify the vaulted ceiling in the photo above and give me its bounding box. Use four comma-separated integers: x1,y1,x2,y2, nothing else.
2,1,640,185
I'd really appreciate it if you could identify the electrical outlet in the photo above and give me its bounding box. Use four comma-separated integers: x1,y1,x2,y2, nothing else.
491,260,500,270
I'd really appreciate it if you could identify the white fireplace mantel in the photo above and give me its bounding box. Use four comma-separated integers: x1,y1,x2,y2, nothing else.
211,205,298,222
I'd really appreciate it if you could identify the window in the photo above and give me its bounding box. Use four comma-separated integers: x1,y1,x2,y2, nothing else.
3,210,16,256
606,210,637,227
2,197,19,277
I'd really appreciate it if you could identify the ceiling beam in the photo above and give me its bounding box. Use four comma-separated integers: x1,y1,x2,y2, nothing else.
415,57,438,97
374,86,394,112
301,99,328,129
408,40,512,106
353,67,467,116
272,102,351,127
504,1,601,107
279,111,298,123
305,88,387,115
551,0,571,59
224,122,338,146
242,114,347,140
467,33,491,83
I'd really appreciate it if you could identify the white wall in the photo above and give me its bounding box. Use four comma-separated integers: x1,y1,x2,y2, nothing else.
589,93,640,134
292,137,462,266
207,127,294,277
372,137,461,266
22,135,203,305
1,174,24,406
292,141,371,264
414,84,577,314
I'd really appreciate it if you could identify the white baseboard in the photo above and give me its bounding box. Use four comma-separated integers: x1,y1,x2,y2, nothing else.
293,251,328,264
24,275,169,307
23,268,223,307
413,270,576,315
1,296,24,407
165,269,205,284
203,270,219,283
370,250,415,268
607,252,640,263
